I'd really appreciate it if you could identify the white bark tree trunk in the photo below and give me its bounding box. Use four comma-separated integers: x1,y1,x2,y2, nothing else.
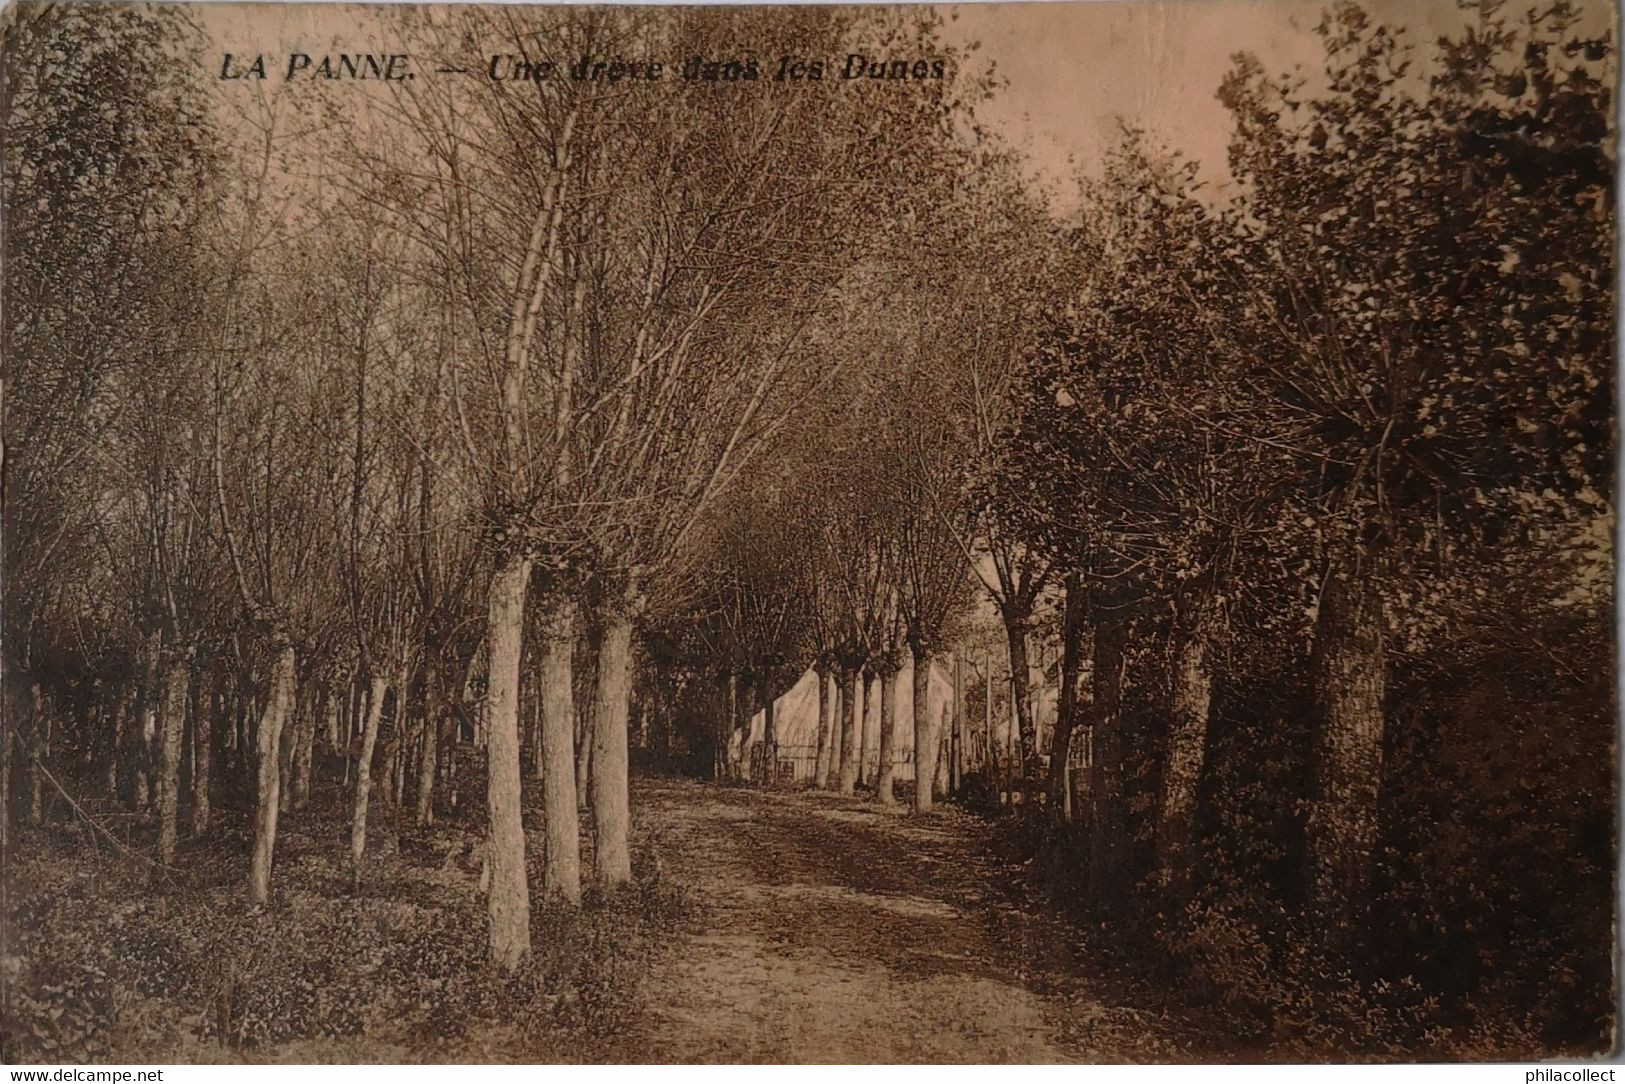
912,650,937,813
350,673,388,892
487,554,535,967
857,670,875,786
249,643,296,904
591,610,634,887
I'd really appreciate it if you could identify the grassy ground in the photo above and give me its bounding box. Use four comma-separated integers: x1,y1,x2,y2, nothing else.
2,771,693,1063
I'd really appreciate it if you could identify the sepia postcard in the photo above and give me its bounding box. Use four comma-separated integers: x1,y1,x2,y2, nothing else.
0,0,1616,1067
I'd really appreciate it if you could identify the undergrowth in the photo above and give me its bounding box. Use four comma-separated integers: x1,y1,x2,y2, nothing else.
2,799,694,1062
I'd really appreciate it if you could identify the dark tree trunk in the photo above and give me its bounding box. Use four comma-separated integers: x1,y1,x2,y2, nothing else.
191,669,213,836
812,663,834,789
718,672,737,781
829,673,845,785
536,593,581,905
290,680,315,811
735,679,758,783
1047,573,1089,814
1086,620,1128,907
416,665,438,827
762,695,777,784
858,669,875,786
837,666,860,795
875,665,899,806
574,652,595,812
1307,553,1386,936
157,652,189,865
1001,606,1038,780
1156,593,1220,900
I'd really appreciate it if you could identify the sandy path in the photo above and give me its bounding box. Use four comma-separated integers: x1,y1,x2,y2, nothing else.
629,778,1077,1064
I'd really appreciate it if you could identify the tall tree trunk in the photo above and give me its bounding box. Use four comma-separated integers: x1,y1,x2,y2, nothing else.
591,608,634,887
0,710,9,852
1086,621,1128,906
858,669,875,785
537,593,581,905
574,694,593,812
345,677,362,783
718,672,737,781
837,666,860,795
157,652,189,865
1047,572,1088,814
1002,608,1038,780
349,672,388,891
574,647,596,809
416,666,438,826
277,686,295,815
1307,554,1386,935
762,695,778,783
134,629,160,813
29,684,47,823
912,650,939,813
488,554,536,966
106,688,130,800
982,652,993,782
249,643,296,905
829,673,845,785
875,666,899,806
1156,594,1220,900
0,664,29,849
325,683,341,753
392,722,408,806
376,737,392,810
191,671,212,836
949,654,962,795
735,679,757,782
528,671,544,782
292,682,316,810
812,663,834,789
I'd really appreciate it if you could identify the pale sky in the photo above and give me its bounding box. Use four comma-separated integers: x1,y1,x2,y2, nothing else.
941,0,1616,204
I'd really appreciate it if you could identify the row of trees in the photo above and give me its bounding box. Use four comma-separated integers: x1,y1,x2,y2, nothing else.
3,3,991,969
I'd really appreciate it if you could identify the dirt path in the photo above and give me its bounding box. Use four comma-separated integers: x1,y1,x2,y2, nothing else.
630,777,1128,1064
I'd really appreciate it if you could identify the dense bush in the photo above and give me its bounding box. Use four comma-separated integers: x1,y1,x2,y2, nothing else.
982,594,1613,1061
